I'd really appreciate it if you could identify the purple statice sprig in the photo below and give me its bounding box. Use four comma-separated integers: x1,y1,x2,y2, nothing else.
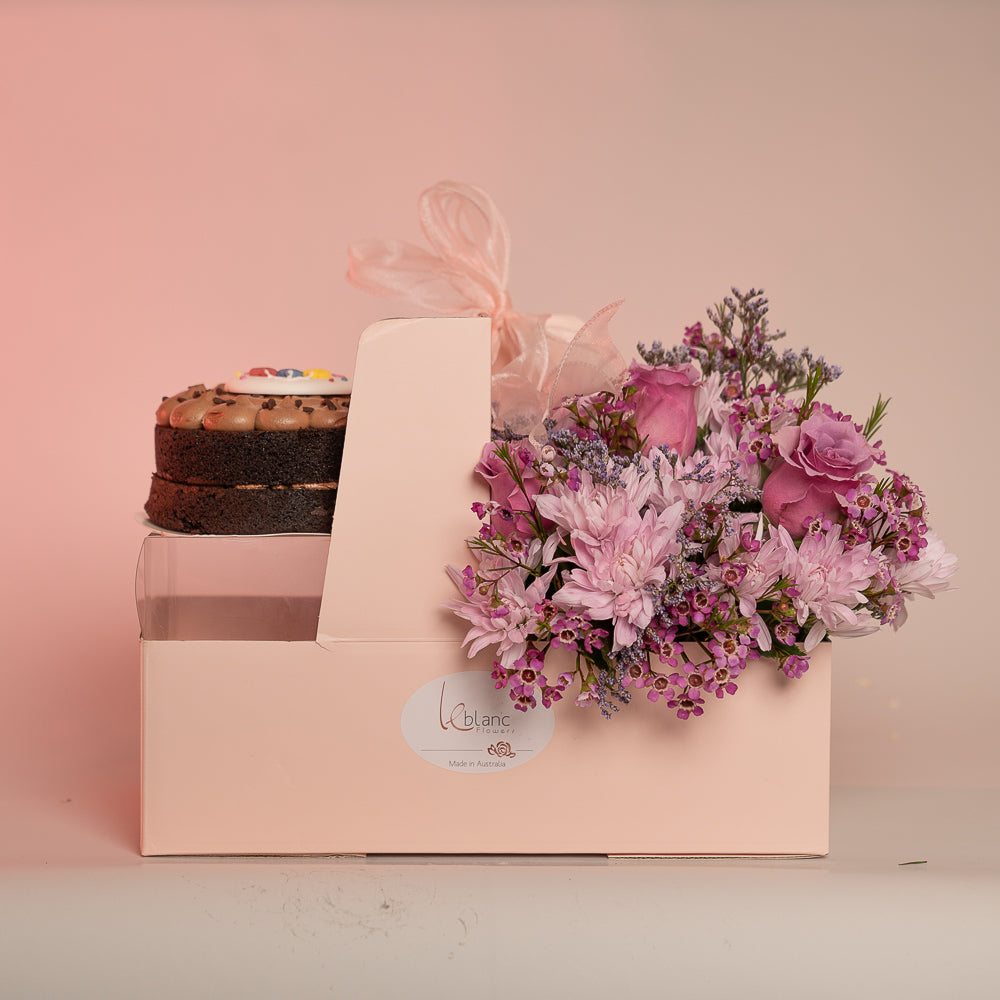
669,457,763,551
640,288,842,412
708,288,842,406
547,423,643,490
635,338,693,369
795,352,845,424
664,288,777,391
556,388,643,457
582,659,632,719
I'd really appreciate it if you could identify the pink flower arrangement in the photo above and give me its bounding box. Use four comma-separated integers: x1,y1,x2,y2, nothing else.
448,289,957,719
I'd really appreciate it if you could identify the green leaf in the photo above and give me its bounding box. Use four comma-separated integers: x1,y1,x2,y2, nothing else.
863,395,891,441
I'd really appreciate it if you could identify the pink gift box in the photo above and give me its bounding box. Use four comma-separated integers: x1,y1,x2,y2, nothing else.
138,317,830,856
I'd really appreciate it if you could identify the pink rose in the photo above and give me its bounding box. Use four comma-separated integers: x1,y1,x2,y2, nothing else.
628,363,701,458
475,443,542,540
762,412,878,538
760,462,845,538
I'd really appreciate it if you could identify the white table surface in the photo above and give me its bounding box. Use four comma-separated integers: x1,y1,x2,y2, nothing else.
2,787,998,999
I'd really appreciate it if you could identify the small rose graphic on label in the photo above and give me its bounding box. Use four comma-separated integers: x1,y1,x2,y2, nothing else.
487,741,516,759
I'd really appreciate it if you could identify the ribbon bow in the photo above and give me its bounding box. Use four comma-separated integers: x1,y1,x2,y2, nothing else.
347,181,624,435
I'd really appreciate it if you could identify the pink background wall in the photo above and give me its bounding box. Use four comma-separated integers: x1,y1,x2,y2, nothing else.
2,0,996,846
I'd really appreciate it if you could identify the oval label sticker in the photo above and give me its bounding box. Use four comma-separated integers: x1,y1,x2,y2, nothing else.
401,671,555,774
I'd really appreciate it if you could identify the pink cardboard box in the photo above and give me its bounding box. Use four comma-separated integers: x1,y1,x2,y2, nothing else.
138,317,831,856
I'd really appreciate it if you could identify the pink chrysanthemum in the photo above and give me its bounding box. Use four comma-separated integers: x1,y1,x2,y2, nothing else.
534,465,654,547
446,559,557,667
554,501,684,650
776,525,877,650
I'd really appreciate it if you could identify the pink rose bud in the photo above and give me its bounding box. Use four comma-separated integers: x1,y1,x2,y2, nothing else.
628,363,701,458
474,442,543,541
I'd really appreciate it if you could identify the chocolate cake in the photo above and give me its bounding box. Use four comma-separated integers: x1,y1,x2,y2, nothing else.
144,368,351,534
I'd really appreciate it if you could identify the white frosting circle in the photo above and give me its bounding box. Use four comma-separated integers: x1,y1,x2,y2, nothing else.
225,372,352,395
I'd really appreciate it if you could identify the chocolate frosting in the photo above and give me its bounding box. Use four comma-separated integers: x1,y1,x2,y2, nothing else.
203,402,258,432
307,397,350,429
256,401,310,431
155,382,350,431
156,385,209,426
170,393,221,430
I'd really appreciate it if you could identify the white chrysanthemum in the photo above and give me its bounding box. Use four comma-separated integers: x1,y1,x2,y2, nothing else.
894,531,958,600
828,607,883,639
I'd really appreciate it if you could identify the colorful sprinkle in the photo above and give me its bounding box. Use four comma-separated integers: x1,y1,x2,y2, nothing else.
224,367,351,396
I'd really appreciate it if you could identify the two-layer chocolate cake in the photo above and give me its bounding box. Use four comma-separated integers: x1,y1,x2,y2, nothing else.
145,367,351,534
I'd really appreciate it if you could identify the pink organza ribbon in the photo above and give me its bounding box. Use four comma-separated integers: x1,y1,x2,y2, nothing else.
347,180,624,435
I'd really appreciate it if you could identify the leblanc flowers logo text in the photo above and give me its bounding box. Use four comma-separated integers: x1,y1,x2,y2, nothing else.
447,288,957,721
438,681,512,733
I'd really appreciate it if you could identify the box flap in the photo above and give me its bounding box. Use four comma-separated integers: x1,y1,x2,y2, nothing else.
317,317,491,645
